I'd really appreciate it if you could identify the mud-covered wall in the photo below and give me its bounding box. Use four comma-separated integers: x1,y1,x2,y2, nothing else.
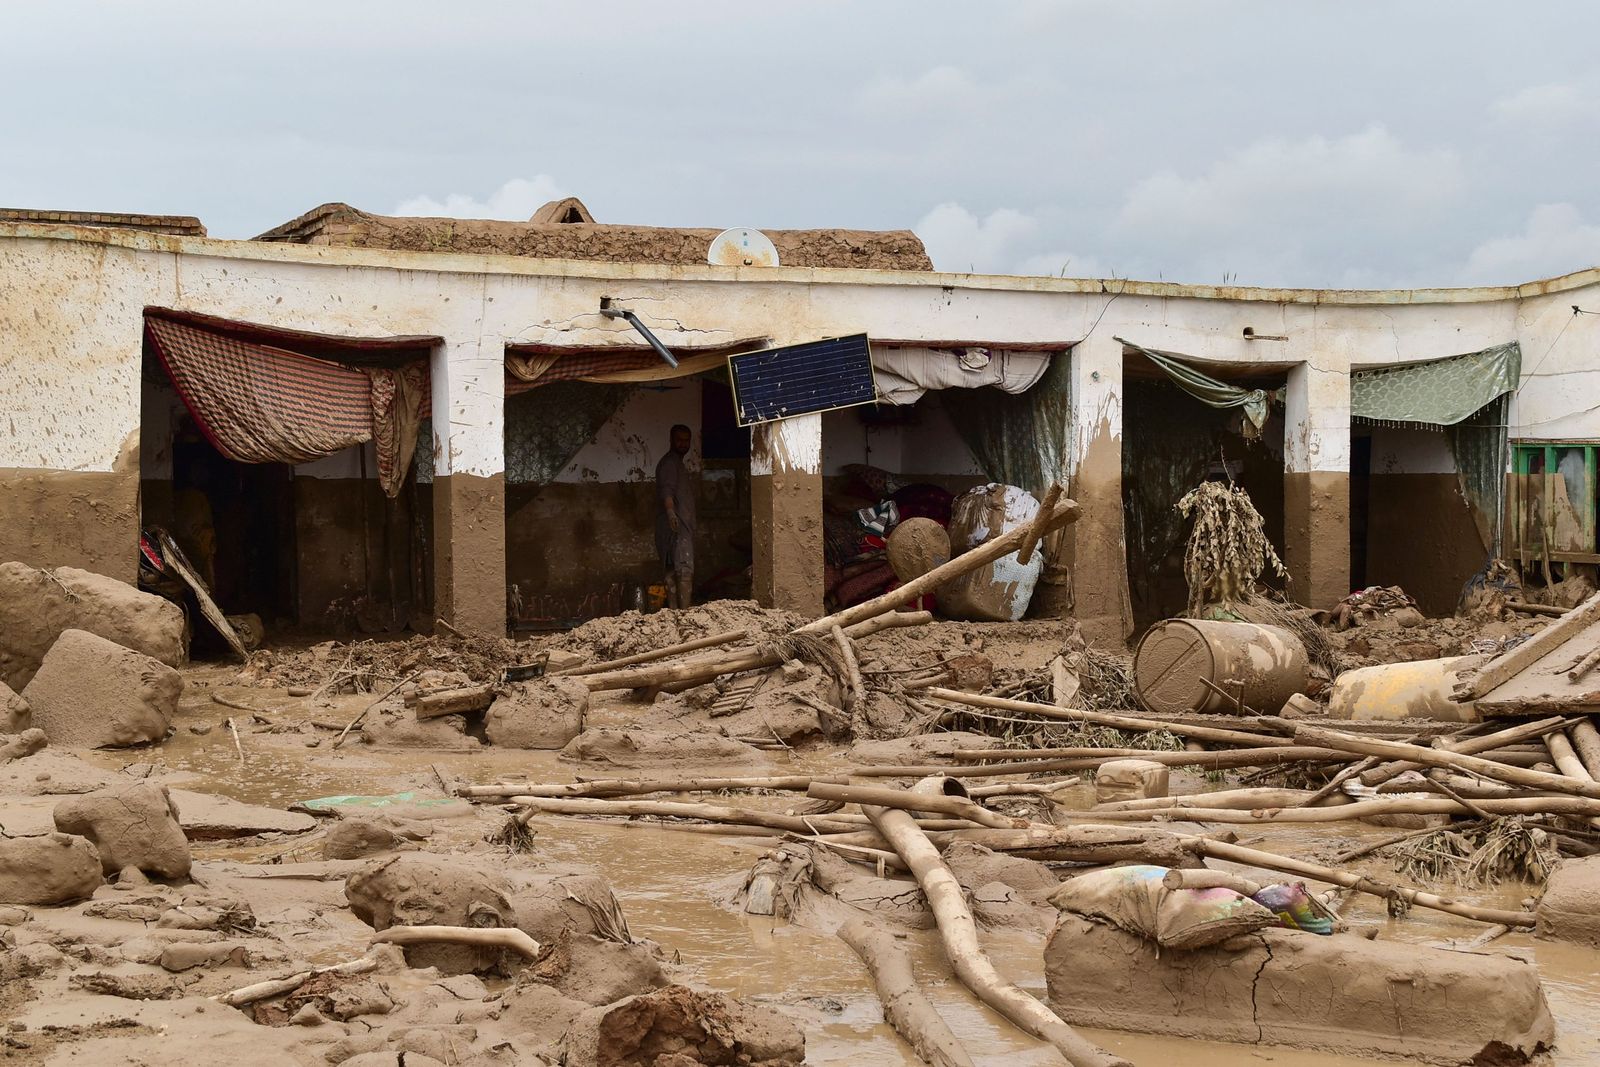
6,221,1600,631
1364,427,1485,615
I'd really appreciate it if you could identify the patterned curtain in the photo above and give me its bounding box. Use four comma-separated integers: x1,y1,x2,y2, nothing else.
939,351,1071,495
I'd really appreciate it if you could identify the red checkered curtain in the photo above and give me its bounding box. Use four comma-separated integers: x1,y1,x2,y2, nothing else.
145,317,426,496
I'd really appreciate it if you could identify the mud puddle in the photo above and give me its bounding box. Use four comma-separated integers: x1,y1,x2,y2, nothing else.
75,665,1600,1065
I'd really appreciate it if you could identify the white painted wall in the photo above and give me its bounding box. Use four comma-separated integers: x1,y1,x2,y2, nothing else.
4,222,1600,486
556,382,702,483
1367,426,1457,475
821,400,983,478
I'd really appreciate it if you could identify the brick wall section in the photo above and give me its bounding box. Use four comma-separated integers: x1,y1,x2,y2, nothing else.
255,202,932,271
0,209,205,236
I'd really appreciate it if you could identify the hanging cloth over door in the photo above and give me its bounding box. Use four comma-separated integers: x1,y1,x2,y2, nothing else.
1115,338,1279,438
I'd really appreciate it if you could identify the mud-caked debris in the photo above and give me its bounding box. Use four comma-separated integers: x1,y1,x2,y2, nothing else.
53,781,191,880
561,984,805,1067
0,679,28,732
560,727,771,769
22,628,182,748
361,703,481,750
1536,854,1600,947
0,832,102,904
485,677,588,749
508,872,634,947
1094,759,1170,803
323,817,416,860
0,727,46,763
524,929,667,1006
0,562,187,691
345,854,519,976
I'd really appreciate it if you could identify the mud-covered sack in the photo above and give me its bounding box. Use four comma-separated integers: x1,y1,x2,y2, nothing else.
936,484,1043,622
1047,865,1277,949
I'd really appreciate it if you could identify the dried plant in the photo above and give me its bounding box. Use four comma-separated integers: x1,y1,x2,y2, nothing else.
1177,481,1286,612
1391,818,1559,887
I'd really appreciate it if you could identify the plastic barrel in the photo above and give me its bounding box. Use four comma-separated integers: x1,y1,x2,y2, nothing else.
1134,619,1309,715
1325,657,1480,722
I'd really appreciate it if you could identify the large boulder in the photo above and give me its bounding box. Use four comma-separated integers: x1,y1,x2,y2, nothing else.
345,854,518,975
0,562,186,691
22,629,181,748
561,985,804,1067
53,781,191,879
485,677,588,749
1537,854,1600,946
1045,914,1553,1065
0,832,103,904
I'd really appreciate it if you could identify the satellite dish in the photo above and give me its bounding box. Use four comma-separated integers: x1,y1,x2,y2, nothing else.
708,227,779,267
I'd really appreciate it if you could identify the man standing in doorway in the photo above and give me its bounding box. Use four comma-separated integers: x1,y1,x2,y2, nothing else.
655,423,696,609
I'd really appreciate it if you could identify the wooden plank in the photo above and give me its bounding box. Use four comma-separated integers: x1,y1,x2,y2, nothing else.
1456,592,1600,702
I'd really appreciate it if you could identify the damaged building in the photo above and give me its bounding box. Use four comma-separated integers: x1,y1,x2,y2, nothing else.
2,200,1597,642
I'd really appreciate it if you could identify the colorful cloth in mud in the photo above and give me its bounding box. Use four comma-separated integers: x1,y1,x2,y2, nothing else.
1048,865,1280,949
145,316,426,497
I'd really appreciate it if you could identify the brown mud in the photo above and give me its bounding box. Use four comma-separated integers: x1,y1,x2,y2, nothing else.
8,644,1587,1067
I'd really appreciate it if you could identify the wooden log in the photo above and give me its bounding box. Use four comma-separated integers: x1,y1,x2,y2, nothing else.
1161,868,1261,895
1544,731,1600,828
459,775,834,800
925,688,1295,749
838,917,975,1067
851,746,1353,779
1455,591,1600,701
1506,600,1568,617
558,629,748,677
806,781,1027,829
1297,723,1600,799
804,824,1200,868
1356,716,1571,786
1015,483,1063,566
1184,836,1535,927
412,684,496,720
371,924,541,959
865,783,1129,1067
580,610,933,693
832,624,865,712
1570,719,1600,778
791,496,1080,639
510,795,871,836
213,956,378,1008
333,672,419,749
1568,646,1600,681
1096,787,1351,813
1085,795,1600,823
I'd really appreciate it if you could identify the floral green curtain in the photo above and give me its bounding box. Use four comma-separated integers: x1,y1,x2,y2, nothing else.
940,351,1071,495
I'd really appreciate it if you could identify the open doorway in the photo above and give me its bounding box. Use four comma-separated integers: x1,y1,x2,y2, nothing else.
140,311,434,641
1121,354,1287,631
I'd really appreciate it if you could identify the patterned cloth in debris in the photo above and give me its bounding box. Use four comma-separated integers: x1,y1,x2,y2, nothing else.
1338,585,1417,615
145,317,426,497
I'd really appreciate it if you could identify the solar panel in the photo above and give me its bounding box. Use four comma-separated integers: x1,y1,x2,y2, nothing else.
728,333,878,426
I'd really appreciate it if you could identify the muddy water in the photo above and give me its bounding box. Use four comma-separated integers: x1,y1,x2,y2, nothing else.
85,670,1600,1066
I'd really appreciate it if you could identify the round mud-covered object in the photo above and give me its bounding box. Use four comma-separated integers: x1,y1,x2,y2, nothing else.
1134,619,1308,715
886,518,951,583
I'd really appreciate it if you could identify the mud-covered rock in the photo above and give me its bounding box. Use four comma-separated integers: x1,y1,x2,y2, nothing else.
0,727,46,763
560,728,771,769
0,679,28,732
53,781,191,879
345,855,518,975
1537,854,1600,947
508,872,633,946
0,562,187,691
561,985,805,1067
323,817,410,860
22,629,181,747
523,930,667,1006
485,677,588,749
0,832,102,904
1045,914,1553,1065
360,704,481,750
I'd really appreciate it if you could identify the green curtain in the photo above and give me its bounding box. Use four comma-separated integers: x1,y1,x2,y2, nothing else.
940,351,1071,495
1445,394,1511,554
1116,337,1277,437
1351,342,1520,428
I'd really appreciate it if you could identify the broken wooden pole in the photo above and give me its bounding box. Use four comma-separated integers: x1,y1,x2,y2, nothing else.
557,629,749,677
851,745,1353,779
1569,718,1600,778
1087,795,1600,823
509,795,870,836
411,684,497,720
214,956,379,1008
925,688,1295,749
1355,716,1571,787
839,917,975,1067
370,925,541,959
459,774,835,800
1297,723,1600,799
806,781,1027,829
1015,483,1064,566
864,779,1130,1067
1454,591,1600,701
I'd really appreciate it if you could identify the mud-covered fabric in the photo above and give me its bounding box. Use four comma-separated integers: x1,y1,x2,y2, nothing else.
1118,338,1278,438
1351,341,1520,428
146,316,426,497
940,347,1071,496
503,381,634,487
1048,865,1278,949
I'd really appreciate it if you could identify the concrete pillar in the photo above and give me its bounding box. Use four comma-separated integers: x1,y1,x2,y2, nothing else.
751,412,824,617
1067,335,1133,645
429,340,506,635
1283,360,1351,610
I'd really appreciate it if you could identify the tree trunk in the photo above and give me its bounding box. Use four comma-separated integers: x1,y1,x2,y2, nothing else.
838,917,975,1067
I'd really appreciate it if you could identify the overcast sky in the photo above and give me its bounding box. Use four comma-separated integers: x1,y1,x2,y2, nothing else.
5,2,1598,289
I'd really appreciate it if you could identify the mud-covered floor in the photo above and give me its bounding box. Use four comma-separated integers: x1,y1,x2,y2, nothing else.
7,631,1590,1067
